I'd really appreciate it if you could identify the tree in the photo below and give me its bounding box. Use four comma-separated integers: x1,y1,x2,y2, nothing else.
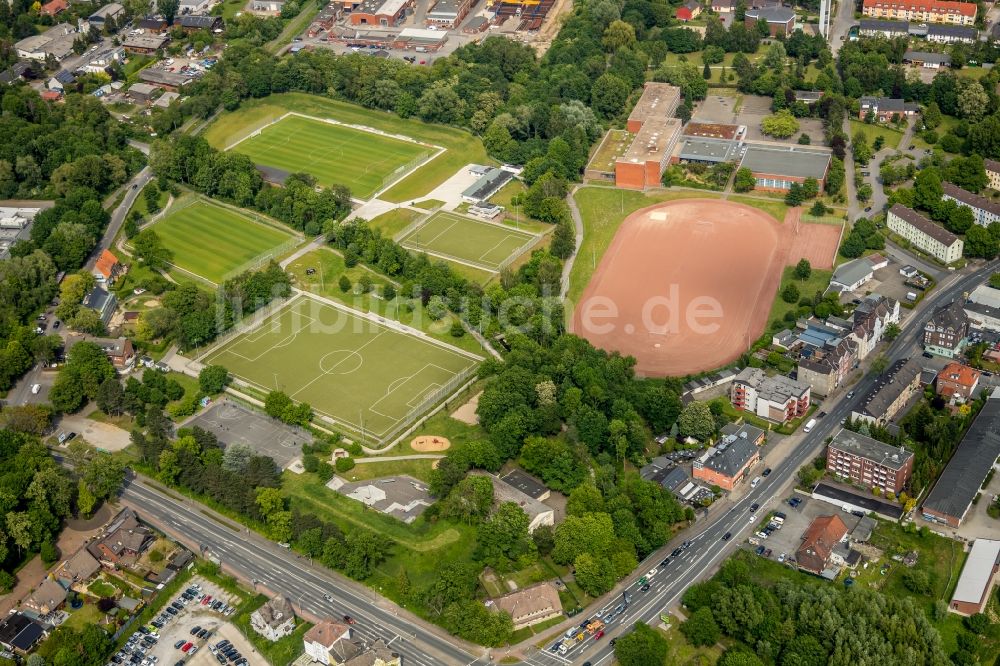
734,167,755,192
96,377,124,415
574,552,614,596
77,478,96,517
199,365,230,394
703,61,711,79
781,282,800,303
966,225,999,259
132,229,171,271
884,323,900,341
590,73,631,119
923,101,942,129
476,502,532,569
870,354,889,376
761,110,799,138
338,275,351,292
794,258,812,280
551,222,575,259
615,623,670,666
990,272,1000,289
914,168,943,212
681,606,721,647
82,454,125,501
958,82,989,121
678,401,715,441
602,20,636,51
157,0,179,22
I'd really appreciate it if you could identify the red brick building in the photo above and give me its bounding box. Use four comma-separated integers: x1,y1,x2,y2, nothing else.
745,6,794,36
349,0,411,26
862,0,976,24
951,539,1000,616
692,429,761,491
936,362,981,402
796,515,848,575
827,429,914,495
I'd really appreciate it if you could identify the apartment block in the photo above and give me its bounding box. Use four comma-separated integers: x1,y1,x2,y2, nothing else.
827,429,914,495
862,0,976,25
730,367,811,423
942,181,1000,228
887,204,964,264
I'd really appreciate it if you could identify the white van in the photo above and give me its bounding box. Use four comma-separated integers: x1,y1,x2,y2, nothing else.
751,476,761,488
803,418,817,433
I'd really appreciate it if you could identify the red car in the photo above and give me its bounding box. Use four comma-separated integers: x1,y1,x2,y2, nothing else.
201,595,212,605
181,643,193,653
594,630,605,640
342,615,356,625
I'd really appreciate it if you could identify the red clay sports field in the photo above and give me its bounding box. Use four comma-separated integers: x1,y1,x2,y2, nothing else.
570,199,840,377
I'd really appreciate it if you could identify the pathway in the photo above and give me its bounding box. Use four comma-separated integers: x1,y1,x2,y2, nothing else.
354,454,445,462
560,185,585,299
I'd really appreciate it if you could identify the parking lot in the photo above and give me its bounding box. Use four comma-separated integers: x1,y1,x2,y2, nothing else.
115,577,257,666
744,492,869,565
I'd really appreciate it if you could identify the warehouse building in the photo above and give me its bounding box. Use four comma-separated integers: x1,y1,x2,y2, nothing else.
950,539,1000,615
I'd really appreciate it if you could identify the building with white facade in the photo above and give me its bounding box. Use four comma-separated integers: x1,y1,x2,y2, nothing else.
730,367,811,423
887,204,963,264
942,181,1000,228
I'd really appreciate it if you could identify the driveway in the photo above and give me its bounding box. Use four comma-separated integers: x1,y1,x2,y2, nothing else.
59,414,132,451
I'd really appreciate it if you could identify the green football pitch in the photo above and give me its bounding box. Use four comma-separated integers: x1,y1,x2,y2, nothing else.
231,114,431,199
398,211,538,272
202,295,479,439
154,200,296,284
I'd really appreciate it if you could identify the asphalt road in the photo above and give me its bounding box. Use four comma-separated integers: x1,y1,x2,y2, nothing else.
119,476,486,666
119,261,995,666
524,260,998,666
86,164,152,271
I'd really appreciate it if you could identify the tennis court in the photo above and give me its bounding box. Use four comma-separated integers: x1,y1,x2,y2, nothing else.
231,114,431,199
154,199,296,284
201,295,479,439
398,211,539,272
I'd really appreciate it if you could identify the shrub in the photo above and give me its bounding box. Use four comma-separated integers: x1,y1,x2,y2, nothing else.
335,456,355,473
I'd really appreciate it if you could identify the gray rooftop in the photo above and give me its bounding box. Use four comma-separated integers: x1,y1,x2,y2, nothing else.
734,367,810,403
952,539,1000,605
927,24,977,38
720,421,765,444
904,50,951,65
739,144,831,180
499,469,548,500
855,358,921,419
677,138,741,163
859,18,908,32
697,433,758,476
888,204,960,247
923,391,1000,522
943,181,1000,218
462,168,513,201
831,256,874,288
829,428,913,471
745,6,794,22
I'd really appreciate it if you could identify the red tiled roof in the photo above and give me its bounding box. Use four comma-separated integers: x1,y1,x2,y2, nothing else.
40,90,62,101
862,0,976,17
937,362,981,391
797,514,848,573
41,0,67,15
95,249,120,279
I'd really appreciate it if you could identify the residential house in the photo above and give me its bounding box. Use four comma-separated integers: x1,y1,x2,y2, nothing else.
56,549,101,589
924,300,969,357
488,582,562,630
827,428,914,495
730,367,811,423
23,578,69,615
950,539,1000,615
965,300,1000,333
859,96,919,122
178,0,213,13
903,50,952,68
676,0,702,21
772,329,797,349
886,204,964,264
986,158,1000,191
0,614,46,654
80,46,125,74
63,335,135,369
859,18,909,37
40,0,68,16
711,0,734,11
861,0,976,24
87,507,153,566
926,23,978,42
47,69,75,92
796,514,849,576
719,422,767,447
744,6,795,36
942,181,1000,228
923,390,1000,527
303,621,351,665
93,249,124,284
40,90,62,103
797,337,856,397
692,429,761,491
850,357,922,426
82,287,118,327
793,90,823,104
137,17,170,32
849,294,899,360
936,362,981,402
0,62,34,86
250,596,296,642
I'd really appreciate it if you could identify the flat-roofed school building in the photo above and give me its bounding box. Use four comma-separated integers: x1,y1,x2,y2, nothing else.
739,144,832,193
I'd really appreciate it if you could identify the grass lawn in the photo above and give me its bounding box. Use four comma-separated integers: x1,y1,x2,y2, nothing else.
569,186,721,302
395,391,487,455
661,614,724,665
266,0,321,54
849,119,904,150
202,293,478,441
231,114,430,198
728,195,788,221
152,196,296,284
399,211,538,272
86,408,135,431
412,199,444,210
130,184,170,220
660,47,765,84
911,115,962,151
767,265,832,329
87,580,117,598
285,247,486,355
369,207,420,239
341,458,437,483
202,93,491,204
219,0,244,20
587,129,631,173
62,603,105,632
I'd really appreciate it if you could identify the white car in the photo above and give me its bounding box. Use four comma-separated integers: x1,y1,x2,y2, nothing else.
778,553,786,563
324,593,333,602
646,568,658,579
31,384,40,394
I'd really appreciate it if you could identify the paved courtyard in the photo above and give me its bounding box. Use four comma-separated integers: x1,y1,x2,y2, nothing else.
185,401,311,469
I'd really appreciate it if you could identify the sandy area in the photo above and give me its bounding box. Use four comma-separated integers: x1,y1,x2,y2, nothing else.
450,391,481,425
411,436,450,452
